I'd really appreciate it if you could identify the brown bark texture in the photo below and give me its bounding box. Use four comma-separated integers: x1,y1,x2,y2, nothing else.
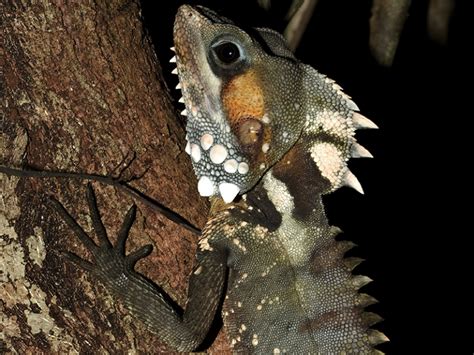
0,1,227,353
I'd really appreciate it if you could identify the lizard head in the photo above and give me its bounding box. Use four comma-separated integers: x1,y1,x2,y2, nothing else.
172,5,377,203
173,5,306,203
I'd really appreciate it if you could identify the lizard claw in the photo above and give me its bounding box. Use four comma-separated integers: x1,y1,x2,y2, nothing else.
49,183,152,278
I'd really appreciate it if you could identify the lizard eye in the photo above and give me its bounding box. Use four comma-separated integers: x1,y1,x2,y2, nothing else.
212,41,241,65
208,37,248,75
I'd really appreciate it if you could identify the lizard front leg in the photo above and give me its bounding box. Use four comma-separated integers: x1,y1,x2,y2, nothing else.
50,183,226,352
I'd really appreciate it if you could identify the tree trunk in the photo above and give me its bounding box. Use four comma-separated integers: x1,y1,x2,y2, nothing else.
0,1,228,352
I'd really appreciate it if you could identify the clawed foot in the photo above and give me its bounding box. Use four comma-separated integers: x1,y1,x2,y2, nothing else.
49,183,152,279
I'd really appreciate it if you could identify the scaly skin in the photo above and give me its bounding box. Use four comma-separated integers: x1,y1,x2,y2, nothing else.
53,5,387,353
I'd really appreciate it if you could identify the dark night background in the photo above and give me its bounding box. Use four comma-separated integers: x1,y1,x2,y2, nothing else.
141,0,470,352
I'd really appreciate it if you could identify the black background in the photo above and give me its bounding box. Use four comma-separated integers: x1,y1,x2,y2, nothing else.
141,0,470,352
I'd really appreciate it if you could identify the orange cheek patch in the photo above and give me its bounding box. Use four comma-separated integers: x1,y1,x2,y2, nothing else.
222,69,273,164
222,69,265,124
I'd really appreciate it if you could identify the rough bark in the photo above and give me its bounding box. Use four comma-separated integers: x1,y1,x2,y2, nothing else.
0,1,228,352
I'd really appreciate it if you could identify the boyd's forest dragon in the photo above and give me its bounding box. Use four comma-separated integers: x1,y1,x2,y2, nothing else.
51,5,386,353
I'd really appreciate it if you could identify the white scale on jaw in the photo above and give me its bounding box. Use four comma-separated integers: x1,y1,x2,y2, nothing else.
209,144,228,164
200,133,213,150
195,136,251,202
190,144,201,163
197,176,241,203
187,129,247,202
197,175,241,203
223,159,238,173
171,49,248,203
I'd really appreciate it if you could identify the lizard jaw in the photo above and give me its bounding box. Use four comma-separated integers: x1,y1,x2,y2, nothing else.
171,8,249,203
171,55,246,203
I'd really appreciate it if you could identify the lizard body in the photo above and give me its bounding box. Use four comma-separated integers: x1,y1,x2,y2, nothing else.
53,5,386,353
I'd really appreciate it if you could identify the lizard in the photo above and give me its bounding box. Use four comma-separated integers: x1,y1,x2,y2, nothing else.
51,5,387,353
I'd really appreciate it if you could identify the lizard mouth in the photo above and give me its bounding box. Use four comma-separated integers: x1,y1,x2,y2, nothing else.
171,6,252,203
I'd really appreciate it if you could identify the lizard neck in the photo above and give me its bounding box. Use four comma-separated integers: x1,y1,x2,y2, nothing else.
266,137,330,223
232,136,332,236
209,132,332,232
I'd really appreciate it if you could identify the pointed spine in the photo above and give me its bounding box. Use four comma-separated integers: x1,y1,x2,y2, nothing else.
330,225,343,237
361,312,383,327
339,240,357,254
347,99,360,111
368,329,389,345
353,112,378,129
358,293,379,308
343,257,364,271
351,142,373,158
343,170,364,194
352,275,373,290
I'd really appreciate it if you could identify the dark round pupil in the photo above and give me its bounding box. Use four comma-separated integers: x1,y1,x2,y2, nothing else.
215,42,240,64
